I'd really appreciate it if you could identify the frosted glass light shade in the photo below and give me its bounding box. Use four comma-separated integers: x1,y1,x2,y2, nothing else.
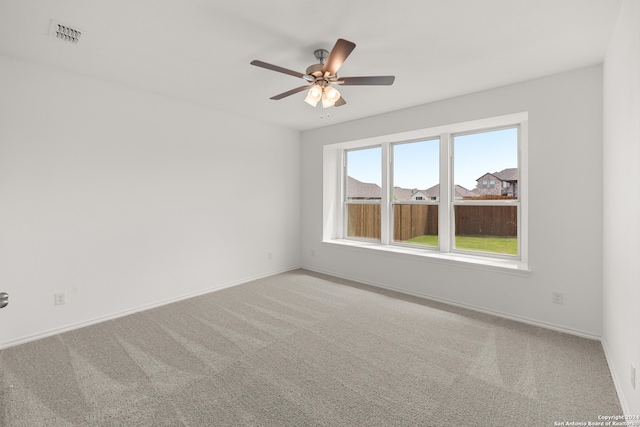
304,85,322,107
321,86,341,108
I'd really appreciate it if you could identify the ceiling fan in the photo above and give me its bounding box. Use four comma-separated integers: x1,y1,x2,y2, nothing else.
250,38,395,108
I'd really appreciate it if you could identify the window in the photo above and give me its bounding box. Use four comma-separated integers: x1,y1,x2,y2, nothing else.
345,147,381,241
391,139,440,247
453,127,519,256
324,112,528,269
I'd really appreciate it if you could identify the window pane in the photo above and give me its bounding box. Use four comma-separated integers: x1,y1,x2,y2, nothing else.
347,204,381,240
392,139,439,201
454,205,517,255
393,204,438,246
454,128,518,199
346,147,381,200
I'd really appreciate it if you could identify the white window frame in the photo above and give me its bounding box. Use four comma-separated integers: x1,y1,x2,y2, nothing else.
343,145,384,243
449,125,522,260
389,138,441,249
322,112,529,273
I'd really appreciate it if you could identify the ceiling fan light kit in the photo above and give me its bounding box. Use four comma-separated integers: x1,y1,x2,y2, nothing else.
304,82,341,108
251,39,395,109
304,84,322,107
322,85,340,108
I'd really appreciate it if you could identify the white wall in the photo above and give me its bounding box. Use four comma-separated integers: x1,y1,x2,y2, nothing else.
302,65,604,338
602,0,640,415
0,55,301,348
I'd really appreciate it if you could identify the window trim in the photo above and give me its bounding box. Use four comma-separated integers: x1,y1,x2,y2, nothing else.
450,125,522,259
322,112,529,273
343,145,383,243
390,138,441,249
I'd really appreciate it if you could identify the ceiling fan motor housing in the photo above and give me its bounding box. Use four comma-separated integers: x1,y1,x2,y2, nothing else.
306,63,324,77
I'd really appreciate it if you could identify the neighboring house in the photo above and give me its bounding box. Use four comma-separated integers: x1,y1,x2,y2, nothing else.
393,187,413,201
348,173,516,201
454,185,475,199
396,183,474,201
474,168,518,197
412,184,473,201
412,185,440,201
347,176,381,200
410,190,431,201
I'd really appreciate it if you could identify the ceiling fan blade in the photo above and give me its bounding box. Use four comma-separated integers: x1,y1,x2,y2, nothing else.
322,38,356,76
336,76,395,85
334,96,346,107
270,85,310,100
250,60,304,79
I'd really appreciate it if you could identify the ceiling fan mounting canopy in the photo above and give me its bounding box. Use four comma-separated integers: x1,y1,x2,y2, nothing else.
313,49,329,64
250,38,395,108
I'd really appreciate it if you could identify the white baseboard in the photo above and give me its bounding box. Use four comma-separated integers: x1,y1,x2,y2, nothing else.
1,264,601,347
306,266,630,415
0,266,300,350
302,266,601,341
601,338,631,416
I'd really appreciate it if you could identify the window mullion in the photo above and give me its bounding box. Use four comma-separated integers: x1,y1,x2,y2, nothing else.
438,133,451,252
340,149,346,239
380,142,390,245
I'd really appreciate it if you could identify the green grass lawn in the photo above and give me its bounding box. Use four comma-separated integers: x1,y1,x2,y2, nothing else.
404,235,517,255
405,235,439,247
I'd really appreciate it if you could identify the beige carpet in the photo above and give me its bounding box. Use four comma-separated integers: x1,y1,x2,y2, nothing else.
0,269,622,426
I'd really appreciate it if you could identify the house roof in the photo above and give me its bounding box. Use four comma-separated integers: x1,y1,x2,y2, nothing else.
493,168,519,182
424,184,440,198
476,168,518,182
348,179,474,200
454,185,475,198
391,183,473,200
393,187,413,200
347,176,381,199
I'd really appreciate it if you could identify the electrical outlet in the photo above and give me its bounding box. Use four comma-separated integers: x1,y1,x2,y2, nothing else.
311,249,315,257
632,364,636,389
54,292,65,306
552,291,563,305
268,252,273,260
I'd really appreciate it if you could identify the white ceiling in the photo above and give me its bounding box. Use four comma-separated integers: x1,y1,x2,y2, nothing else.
0,0,622,131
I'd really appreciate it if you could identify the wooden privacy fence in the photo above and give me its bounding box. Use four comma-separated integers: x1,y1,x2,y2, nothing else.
454,205,517,237
394,205,438,241
347,204,381,239
348,203,517,240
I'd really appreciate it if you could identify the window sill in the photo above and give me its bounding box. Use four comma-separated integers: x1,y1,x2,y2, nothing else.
322,239,531,277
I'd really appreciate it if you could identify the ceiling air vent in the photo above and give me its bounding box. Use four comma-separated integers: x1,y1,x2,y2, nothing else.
49,20,82,44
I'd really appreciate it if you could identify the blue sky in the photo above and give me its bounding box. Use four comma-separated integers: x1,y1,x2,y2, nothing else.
347,127,518,190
